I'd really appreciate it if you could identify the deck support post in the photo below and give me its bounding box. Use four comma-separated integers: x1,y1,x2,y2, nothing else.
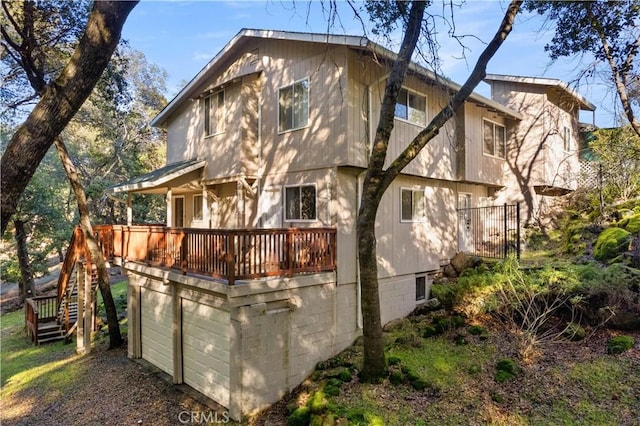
76,261,92,355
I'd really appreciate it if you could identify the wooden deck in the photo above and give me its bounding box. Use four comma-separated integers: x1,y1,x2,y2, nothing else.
94,225,337,285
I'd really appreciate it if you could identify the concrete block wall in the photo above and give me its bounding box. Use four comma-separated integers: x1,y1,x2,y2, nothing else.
378,274,433,325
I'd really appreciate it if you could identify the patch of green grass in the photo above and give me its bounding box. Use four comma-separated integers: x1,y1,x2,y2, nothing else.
388,336,493,392
570,359,639,403
0,310,83,400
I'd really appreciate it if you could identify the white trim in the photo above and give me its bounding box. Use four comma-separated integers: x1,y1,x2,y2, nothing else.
399,186,427,223
173,195,185,228
277,77,310,134
283,183,318,222
482,118,506,159
193,194,204,221
203,89,225,137
394,86,427,127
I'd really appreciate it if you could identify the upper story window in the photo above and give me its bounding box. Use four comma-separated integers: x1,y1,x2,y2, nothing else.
563,126,571,151
395,88,427,126
278,78,309,132
401,187,426,222
193,194,203,221
204,90,225,136
284,184,316,221
483,119,506,159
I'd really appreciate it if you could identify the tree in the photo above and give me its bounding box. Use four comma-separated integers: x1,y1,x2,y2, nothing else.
1,0,138,348
526,1,640,137
0,0,138,234
356,0,522,380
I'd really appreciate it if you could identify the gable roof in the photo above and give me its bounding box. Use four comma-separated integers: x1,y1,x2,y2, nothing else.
484,74,596,112
151,28,522,127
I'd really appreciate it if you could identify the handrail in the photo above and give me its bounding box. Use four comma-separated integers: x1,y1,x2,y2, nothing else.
87,225,337,284
57,227,85,308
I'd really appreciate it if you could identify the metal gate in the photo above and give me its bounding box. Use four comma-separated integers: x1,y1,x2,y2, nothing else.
456,203,520,259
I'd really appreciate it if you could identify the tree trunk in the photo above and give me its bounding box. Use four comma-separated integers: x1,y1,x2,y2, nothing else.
55,138,122,349
14,219,35,304
358,0,522,381
0,1,137,234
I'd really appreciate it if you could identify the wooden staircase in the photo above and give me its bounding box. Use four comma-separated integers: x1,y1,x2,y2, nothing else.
25,227,100,345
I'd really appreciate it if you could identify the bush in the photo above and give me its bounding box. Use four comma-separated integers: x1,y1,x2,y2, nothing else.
468,325,487,336
607,335,636,354
389,369,404,385
618,214,640,234
494,358,520,383
287,406,310,426
563,322,586,341
593,227,631,262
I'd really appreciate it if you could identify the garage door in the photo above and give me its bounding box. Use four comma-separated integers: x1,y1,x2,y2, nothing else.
140,287,173,375
182,298,231,407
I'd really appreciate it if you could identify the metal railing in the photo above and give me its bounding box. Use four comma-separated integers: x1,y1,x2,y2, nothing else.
457,203,520,259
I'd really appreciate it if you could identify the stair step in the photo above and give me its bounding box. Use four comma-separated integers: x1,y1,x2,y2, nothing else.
38,335,66,344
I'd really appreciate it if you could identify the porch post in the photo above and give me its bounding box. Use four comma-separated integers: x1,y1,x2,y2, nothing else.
126,193,133,226
166,188,173,227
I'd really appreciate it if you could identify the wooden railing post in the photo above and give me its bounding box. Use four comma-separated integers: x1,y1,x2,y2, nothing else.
286,231,293,278
227,234,235,285
180,231,188,274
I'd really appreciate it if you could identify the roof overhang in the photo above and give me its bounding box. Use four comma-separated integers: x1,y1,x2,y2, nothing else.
151,28,523,127
534,185,573,197
106,159,206,194
485,74,596,112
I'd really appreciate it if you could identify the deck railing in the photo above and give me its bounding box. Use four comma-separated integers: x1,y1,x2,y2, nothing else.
24,295,58,343
93,225,337,285
457,203,520,259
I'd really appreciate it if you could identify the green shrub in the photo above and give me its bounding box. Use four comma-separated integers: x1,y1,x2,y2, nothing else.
607,335,636,354
410,377,430,390
323,383,340,397
422,325,439,337
336,369,352,383
618,214,640,234
387,356,401,366
400,365,420,382
593,227,631,261
494,358,520,383
287,406,311,426
563,322,586,341
468,325,487,336
308,390,327,414
389,369,404,385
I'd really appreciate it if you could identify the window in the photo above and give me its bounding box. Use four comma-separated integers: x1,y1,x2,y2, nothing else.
483,119,506,158
285,185,316,221
415,275,426,301
193,194,203,221
401,188,426,222
204,90,225,136
278,79,309,132
563,126,571,151
395,88,426,126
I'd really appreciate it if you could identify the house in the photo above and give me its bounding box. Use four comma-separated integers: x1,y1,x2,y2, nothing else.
97,29,595,419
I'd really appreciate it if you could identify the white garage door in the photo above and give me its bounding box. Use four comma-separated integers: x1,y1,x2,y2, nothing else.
182,298,231,407
140,287,174,375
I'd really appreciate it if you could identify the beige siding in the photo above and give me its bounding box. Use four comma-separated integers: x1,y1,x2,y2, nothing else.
182,297,231,407
140,286,173,375
368,75,458,180
462,103,508,185
258,40,349,174
335,169,358,285
375,175,457,278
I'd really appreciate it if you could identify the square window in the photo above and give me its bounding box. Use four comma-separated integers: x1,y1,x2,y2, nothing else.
395,88,427,126
204,90,225,136
401,188,426,222
285,184,316,221
279,79,309,132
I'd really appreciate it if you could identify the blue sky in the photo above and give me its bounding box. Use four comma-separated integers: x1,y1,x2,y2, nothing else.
121,0,618,127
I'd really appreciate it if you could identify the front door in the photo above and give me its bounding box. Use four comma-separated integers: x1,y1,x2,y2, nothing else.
458,193,472,253
174,196,185,227
259,186,282,228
